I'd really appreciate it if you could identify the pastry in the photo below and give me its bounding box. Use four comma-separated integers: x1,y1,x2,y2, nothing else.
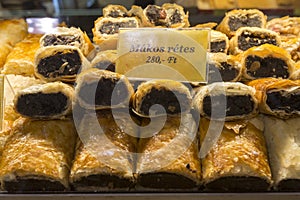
2,34,42,76
162,3,190,28
0,118,77,192
210,30,229,54
264,116,300,191
248,78,300,119
103,4,129,18
229,27,281,55
200,117,272,192
194,22,217,29
13,82,74,119
91,50,117,72
241,44,294,80
207,53,242,83
193,82,258,121
40,27,95,57
136,115,201,190
70,110,137,191
281,37,300,63
92,17,140,50
131,79,192,117
34,45,91,83
75,68,134,110
217,9,267,38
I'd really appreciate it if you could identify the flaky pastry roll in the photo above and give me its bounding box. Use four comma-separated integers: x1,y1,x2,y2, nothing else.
91,50,117,72
103,4,129,18
193,82,258,121
210,30,229,54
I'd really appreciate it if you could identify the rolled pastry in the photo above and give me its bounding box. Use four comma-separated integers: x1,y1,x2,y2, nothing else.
103,4,129,18
241,44,295,80
162,3,190,28
216,9,267,38
266,16,300,41
229,27,281,55
193,82,258,121
248,78,300,119
92,17,139,50
264,116,300,191
34,45,91,83
0,118,77,192
91,50,117,72
0,19,28,68
207,53,242,83
2,34,42,76
70,110,137,191
210,30,229,54
281,37,300,63
13,82,74,119
131,79,192,117
200,117,272,192
136,115,201,190
40,27,94,57
75,68,134,110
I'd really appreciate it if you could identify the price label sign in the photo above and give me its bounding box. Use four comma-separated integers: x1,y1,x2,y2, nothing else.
116,28,209,82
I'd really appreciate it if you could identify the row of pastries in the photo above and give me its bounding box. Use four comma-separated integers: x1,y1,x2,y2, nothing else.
0,3,299,193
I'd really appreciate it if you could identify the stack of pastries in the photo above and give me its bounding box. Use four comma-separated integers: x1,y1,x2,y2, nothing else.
0,3,299,193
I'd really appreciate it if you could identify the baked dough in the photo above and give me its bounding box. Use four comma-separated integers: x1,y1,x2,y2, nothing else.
241,44,295,80
91,50,117,72
217,9,267,38
229,27,281,55
162,3,190,28
200,117,272,192
34,45,91,83
136,115,201,190
281,37,300,63
207,53,242,83
210,30,229,54
70,110,137,191
193,82,258,121
131,79,192,117
264,116,300,191
75,68,134,110
40,27,94,57
13,82,74,119
0,117,77,192
103,4,129,18
2,34,42,76
248,78,300,119
92,17,140,50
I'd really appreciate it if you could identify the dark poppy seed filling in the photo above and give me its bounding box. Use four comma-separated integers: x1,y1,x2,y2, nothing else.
204,177,270,192
42,35,81,46
277,179,300,192
228,15,262,31
72,175,133,191
4,178,66,192
94,60,115,72
208,62,239,83
78,78,129,107
138,173,197,189
238,32,278,51
16,92,68,118
37,50,81,78
99,20,138,35
202,94,254,118
139,88,190,116
266,91,300,113
108,10,127,18
146,5,166,26
169,9,182,24
245,55,289,78
210,41,227,53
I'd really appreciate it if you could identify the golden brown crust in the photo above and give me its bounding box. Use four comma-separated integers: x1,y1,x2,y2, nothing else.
69,110,137,190
194,22,218,29
0,118,77,190
281,37,300,63
137,115,201,188
13,82,74,119
34,45,91,83
200,117,272,187
217,9,267,38
229,27,281,55
248,78,300,118
266,16,300,40
162,3,190,28
241,44,295,80
75,68,134,110
103,4,129,18
2,34,42,76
